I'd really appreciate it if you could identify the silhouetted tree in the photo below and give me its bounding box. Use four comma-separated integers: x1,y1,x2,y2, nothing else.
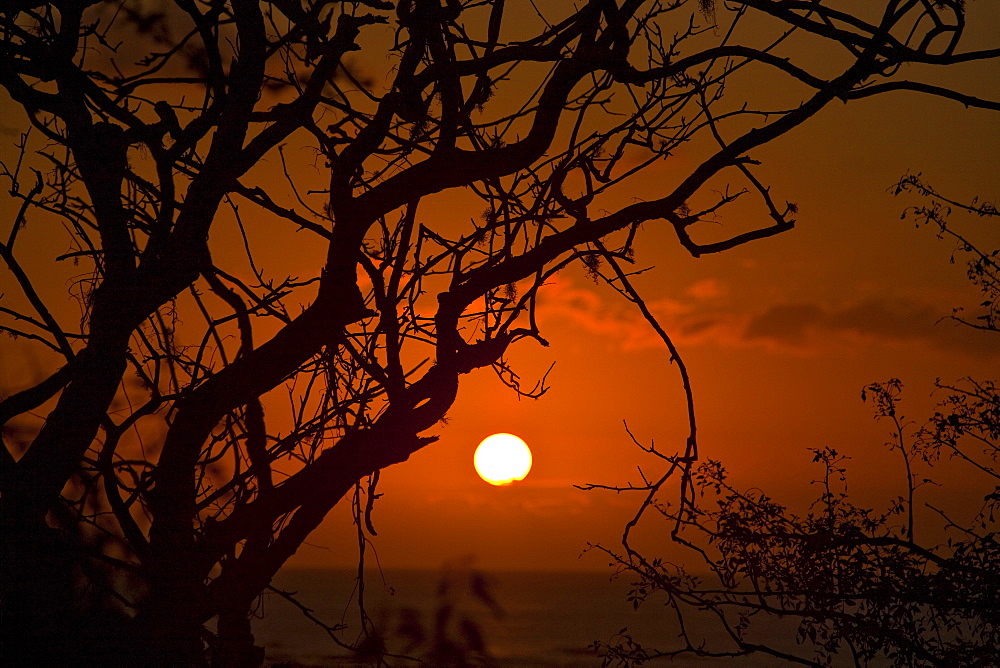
593,177,1000,666
1,1,996,665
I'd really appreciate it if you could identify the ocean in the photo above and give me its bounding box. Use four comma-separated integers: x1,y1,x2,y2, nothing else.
255,568,795,667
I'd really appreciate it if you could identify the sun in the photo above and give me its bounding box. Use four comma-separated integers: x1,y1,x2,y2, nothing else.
474,433,532,486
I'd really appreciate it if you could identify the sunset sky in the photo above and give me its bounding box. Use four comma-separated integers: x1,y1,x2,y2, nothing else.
291,2,1000,573
1,1,998,578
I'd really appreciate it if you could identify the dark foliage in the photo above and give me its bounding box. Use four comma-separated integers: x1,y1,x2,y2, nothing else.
594,177,1000,666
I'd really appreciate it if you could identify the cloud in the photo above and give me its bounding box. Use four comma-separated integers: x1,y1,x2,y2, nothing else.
536,276,746,350
536,276,996,358
743,303,824,343
536,277,670,351
744,298,997,357
686,278,727,300
422,484,598,518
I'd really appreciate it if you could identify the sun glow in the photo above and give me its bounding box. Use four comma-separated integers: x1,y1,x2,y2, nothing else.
474,433,532,486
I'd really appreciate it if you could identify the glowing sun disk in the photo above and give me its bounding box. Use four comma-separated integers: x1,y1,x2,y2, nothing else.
474,433,532,486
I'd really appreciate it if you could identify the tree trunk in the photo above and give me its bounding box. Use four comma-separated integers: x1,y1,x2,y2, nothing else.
212,597,264,668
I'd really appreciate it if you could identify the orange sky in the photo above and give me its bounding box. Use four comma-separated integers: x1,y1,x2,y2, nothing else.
1,1,998,575
287,3,1000,572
